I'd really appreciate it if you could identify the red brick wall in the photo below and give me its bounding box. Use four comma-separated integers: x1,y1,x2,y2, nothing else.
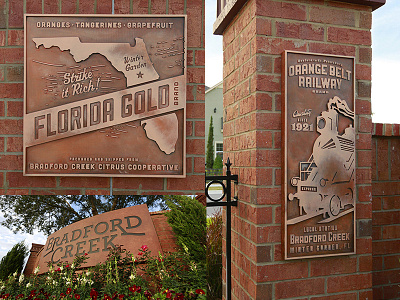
222,0,373,298
372,123,400,299
150,210,178,254
24,243,44,276
0,0,204,195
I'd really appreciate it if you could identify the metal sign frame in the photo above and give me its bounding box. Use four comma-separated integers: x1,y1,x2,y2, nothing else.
206,158,238,300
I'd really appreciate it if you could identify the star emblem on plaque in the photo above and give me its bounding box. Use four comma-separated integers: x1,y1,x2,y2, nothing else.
283,51,356,259
24,15,187,177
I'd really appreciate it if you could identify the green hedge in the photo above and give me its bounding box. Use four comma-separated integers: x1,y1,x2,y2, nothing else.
164,196,206,264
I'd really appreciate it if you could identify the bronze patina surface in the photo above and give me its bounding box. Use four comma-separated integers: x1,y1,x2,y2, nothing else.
35,205,162,274
24,15,186,177
282,51,356,259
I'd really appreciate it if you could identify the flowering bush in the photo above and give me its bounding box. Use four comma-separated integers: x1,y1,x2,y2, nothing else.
0,246,206,300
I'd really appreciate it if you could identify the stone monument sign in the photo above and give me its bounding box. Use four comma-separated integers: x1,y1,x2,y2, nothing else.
35,204,162,273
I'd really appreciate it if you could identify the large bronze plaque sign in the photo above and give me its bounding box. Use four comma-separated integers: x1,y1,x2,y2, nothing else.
283,51,356,260
35,205,162,274
24,15,186,177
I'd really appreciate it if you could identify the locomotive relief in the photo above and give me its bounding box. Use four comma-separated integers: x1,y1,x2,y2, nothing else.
288,96,355,223
283,51,355,259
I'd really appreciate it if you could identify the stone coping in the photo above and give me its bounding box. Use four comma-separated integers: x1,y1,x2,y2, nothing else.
213,0,386,35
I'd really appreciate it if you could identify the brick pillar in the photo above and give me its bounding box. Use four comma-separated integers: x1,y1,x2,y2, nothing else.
217,0,384,299
24,243,44,276
150,211,179,253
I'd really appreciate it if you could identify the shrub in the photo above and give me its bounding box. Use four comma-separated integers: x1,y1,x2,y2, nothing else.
164,196,206,264
206,211,223,299
213,156,223,170
0,241,28,281
141,247,206,295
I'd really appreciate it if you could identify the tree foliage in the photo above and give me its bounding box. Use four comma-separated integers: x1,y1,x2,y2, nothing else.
213,155,223,169
0,241,28,281
164,196,206,264
0,195,166,236
206,116,215,169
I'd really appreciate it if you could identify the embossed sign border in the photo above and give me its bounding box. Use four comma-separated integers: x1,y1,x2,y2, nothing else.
282,50,356,260
24,14,187,177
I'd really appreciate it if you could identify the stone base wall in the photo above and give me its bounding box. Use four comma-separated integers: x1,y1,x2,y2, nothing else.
24,210,178,275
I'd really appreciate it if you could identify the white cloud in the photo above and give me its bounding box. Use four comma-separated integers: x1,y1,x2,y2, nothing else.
372,58,400,124
0,214,47,261
371,0,400,124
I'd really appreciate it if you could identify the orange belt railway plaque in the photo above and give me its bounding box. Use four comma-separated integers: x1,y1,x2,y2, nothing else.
24,15,186,177
283,51,356,259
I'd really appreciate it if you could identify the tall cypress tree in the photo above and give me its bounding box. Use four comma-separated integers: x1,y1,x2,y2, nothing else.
206,116,215,169
0,241,28,280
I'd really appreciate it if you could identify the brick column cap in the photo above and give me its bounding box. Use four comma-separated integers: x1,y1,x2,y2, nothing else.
372,122,400,137
213,0,385,35
30,243,44,252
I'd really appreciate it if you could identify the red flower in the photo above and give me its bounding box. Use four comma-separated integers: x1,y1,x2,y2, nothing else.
140,245,148,251
195,289,205,295
144,291,152,300
60,294,66,298
74,294,81,300
4,294,9,299
66,264,69,268
137,252,143,256
128,285,141,293
66,288,72,295
85,253,88,256
90,289,98,300
56,268,61,272
118,295,124,300
174,294,184,300
103,295,111,300
158,258,163,262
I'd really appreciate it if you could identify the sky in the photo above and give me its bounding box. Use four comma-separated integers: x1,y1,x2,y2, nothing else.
0,0,400,262
205,0,400,124
0,214,47,261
